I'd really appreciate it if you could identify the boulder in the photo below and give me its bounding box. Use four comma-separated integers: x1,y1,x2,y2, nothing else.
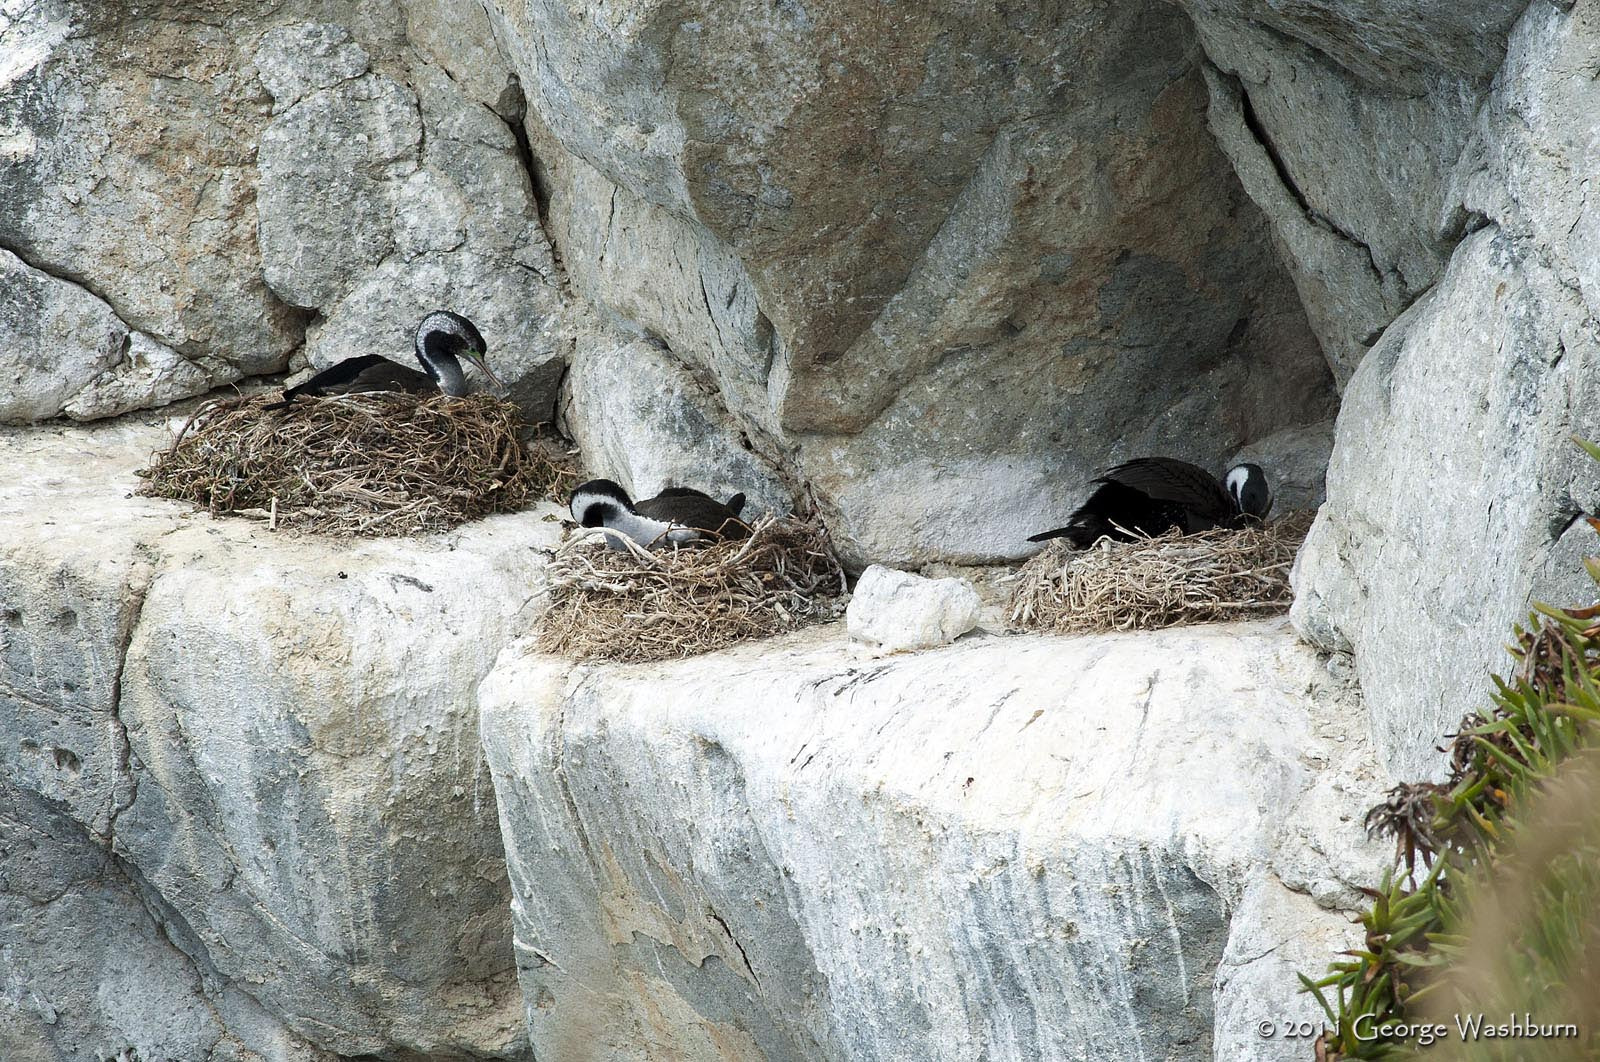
257,35,566,421
0,780,331,1062
0,248,217,424
0,3,311,405
845,566,981,655
1181,3,1502,384
479,620,1388,1061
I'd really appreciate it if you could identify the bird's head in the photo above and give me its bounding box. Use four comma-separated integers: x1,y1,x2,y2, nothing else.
1224,462,1272,520
415,310,505,393
569,479,635,527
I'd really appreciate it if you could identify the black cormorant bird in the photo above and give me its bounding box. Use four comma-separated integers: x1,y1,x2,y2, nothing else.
1028,458,1271,548
270,310,503,407
569,479,749,550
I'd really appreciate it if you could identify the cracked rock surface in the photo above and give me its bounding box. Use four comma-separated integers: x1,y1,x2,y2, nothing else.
480,622,1388,1062
1,2,564,424
0,412,558,1060
1290,0,1600,778
6,0,1600,1057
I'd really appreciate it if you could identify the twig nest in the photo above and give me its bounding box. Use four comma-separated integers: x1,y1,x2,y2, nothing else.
138,391,572,536
846,565,981,656
537,514,845,662
1009,512,1314,633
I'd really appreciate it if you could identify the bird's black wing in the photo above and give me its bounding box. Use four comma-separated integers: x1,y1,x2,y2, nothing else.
652,487,720,502
274,355,430,405
1097,457,1231,523
637,492,750,539
654,487,749,516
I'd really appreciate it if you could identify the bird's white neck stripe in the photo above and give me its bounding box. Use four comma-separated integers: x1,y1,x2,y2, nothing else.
1225,466,1250,497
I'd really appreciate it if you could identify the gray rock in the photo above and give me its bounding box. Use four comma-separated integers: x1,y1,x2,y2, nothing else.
256,69,421,309
1292,1,1600,780
1213,881,1363,1062
0,3,306,373
499,0,1337,565
259,54,565,420
560,325,793,520
1,4,563,425
1293,229,1600,779
0,781,331,1062
480,619,1385,1061
845,566,981,655
0,415,548,1059
1176,0,1527,90
1186,10,1487,384
253,22,371,114
0,247,243,423
402,0,520,115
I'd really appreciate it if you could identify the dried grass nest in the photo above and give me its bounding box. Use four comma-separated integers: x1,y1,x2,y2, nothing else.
537,515,847,663
139,391,573,536
1008,510,1315,634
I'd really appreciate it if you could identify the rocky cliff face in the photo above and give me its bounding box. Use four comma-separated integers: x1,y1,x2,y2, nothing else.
1,0,1337,565
3,0,1599,1059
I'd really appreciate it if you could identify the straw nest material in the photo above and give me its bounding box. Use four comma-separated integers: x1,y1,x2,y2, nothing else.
139,391,573,536
537,515,846,663
1008,511,1315,634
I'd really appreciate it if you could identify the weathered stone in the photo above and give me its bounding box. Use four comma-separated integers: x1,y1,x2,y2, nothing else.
845,566,980,655
480,620,1385,1061
403,0,521,115
0,781,332,1062
0,415,550,1059
1213,880,1364,1062
1186,10,1489,383
1,4,563,424
253,22,372,114
1294,229,1600,778
544,152,779,442
494,0,1336,565
0,4,308,372
1177,0,1527,90
560,325,793,519
256,64,420,309
1292,0,1600,780
258,49,566,419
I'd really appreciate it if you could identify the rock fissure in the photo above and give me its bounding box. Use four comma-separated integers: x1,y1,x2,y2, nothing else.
1229,74,1388,289
1,236,126,327
101,557,154,848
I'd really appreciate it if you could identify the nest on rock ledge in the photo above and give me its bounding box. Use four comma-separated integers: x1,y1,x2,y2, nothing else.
1008,510,1316,634
139,391,574,536
537,515,847,663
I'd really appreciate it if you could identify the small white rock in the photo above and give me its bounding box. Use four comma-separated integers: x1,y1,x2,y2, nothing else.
846,565,981,655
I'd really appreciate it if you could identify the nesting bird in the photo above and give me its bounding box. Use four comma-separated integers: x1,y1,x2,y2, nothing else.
270,310,504,407
569,479,749,550
1028,457,1271,548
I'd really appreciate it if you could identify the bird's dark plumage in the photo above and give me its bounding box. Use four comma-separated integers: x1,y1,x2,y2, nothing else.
1028,457,1271,547
269,310,501,408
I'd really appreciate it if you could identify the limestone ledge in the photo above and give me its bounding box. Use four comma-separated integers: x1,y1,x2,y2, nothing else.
480,619,1388,1062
